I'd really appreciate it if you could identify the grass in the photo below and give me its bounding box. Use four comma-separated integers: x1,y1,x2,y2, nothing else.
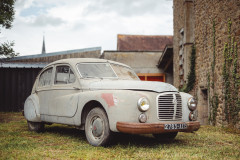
0,112,239,160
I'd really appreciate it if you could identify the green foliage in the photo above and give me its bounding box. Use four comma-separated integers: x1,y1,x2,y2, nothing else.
0,0,15,31
222,18,240,126
208,19,219,125
211,94,219,125
181,44,196,93
211,19,216,88
0,41,18,58
0,0,17,58
208,72,212,123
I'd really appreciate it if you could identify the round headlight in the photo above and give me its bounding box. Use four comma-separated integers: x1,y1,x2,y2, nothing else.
188,97,197,111
137,97,150,112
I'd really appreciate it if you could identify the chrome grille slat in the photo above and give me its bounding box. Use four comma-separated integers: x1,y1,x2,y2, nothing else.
157,93,182,121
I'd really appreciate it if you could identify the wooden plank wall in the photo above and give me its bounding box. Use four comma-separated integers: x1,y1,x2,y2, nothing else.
0,68,42,112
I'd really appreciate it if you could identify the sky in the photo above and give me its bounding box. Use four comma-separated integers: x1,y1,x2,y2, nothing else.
0,0,173,56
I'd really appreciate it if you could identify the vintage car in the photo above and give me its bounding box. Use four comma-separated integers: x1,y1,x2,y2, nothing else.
24,58,200,146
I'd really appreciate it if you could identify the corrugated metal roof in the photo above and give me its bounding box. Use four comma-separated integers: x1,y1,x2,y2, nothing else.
0,62,48,68
117,34,173,51
4,47,101,61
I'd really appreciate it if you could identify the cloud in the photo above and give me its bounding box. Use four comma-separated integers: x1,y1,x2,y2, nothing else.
72,22,85,31
31,15,65,27
15,0,34,11
4,0,173,55
83,0,172,17
13,1,66,28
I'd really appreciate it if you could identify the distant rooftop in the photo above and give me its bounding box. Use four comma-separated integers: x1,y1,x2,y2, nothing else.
158,44,173,70
117,34,173,52
0,62,47,68
4,47,101,61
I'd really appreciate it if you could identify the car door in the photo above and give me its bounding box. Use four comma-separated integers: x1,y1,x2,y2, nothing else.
37,66,54,115
48,64,80,117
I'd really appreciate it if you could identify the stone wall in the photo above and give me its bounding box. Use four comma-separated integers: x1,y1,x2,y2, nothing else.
194,0,240,127
173,0,184,87
173,0,240,127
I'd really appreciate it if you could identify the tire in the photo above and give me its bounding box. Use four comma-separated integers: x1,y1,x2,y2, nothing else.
85,107,112,146
153,132,178,142
27,121,44,133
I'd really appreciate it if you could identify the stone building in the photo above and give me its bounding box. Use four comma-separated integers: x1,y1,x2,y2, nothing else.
103,34,174,84
173,0,240,126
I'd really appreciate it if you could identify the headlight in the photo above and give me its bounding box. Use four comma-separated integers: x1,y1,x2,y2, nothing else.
137,97,150,112
187,97,197,111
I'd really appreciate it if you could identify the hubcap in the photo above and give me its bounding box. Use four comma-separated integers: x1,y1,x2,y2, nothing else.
91,117,103,138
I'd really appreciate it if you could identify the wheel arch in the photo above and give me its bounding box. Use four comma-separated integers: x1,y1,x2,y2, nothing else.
80,100,108,129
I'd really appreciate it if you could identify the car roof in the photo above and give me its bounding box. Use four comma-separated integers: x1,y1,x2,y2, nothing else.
44,58,131,69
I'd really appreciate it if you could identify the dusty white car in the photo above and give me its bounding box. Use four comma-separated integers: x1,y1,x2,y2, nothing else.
24,58,200,146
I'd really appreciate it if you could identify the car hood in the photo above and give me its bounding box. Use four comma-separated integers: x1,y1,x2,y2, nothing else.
81,79,178,93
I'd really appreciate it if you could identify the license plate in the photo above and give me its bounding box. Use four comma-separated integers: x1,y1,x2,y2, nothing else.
164,123,187,130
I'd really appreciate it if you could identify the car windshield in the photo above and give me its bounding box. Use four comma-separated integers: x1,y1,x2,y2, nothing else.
111,63,139,80
77,63,117,78
77,63,139,80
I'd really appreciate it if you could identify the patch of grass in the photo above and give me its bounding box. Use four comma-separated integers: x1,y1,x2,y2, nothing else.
0,112,239,159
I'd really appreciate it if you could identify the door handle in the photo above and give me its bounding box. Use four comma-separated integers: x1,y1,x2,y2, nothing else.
73,87,81,90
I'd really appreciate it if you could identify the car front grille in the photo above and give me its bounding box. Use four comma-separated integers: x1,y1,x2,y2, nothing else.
157,93,182,121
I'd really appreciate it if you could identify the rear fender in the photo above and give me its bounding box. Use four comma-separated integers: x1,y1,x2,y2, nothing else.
24,94,41,122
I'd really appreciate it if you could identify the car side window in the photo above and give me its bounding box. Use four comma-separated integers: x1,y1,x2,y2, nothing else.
38,68,53,87
55,66,76,84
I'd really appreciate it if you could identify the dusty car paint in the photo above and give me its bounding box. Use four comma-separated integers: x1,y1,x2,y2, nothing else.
24,58,200,146
81,79,178,92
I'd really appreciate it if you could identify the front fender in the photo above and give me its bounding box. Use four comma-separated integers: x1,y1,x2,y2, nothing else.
179,92,193,122
73,90,146,132
24,94,41,122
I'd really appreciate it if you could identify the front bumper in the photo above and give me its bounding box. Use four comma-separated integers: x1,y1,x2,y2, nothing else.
116,121,200,134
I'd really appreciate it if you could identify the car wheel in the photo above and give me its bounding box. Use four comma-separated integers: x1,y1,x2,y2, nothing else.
85,107,112,146
153,132,178,142
27,121,44,133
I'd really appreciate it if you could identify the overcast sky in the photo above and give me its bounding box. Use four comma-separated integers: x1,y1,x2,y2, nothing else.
1,0,173,56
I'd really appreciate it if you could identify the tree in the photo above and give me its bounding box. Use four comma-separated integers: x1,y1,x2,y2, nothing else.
0,0,18,58
0,41,18,57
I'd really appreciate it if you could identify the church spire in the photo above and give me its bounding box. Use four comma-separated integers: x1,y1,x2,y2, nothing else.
41,35,46,54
